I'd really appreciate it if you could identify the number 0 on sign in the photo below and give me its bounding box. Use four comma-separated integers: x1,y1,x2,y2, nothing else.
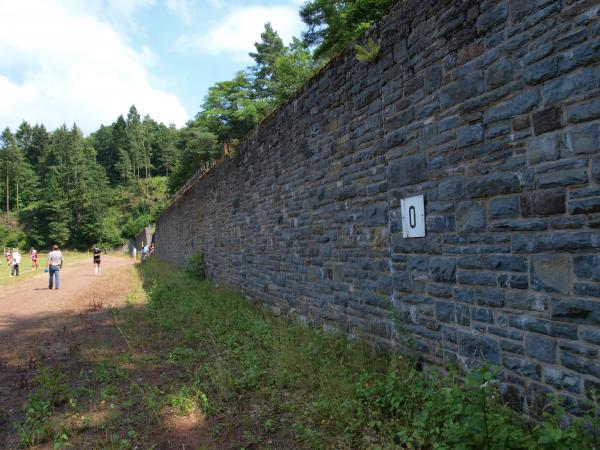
401,195,426,238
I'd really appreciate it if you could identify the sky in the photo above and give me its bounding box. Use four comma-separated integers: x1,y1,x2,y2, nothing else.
0,0,306,134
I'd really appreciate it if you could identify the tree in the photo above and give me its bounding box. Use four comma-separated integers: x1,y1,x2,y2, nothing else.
249,23,286,99
112,115,132,184
0,127,37,213
90,124,117,181
29,125,50,174
271,38,317,103
300,0,395,60
168,123,219,194
28,124,109,248
198,71,271,143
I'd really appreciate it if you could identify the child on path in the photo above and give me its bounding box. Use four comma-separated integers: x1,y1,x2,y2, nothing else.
47,245,63,289
132,246,137,261
30,248,38,270
93,244,101,275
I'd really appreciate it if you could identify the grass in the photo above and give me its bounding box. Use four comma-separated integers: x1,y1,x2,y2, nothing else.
10,258,600,449
0,250,90,286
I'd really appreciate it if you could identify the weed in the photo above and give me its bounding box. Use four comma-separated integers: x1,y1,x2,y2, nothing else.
354,37,380,63
185,250,205,279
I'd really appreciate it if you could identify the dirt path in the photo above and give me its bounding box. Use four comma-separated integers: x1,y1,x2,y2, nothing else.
0,255,136,448
0,255,133,332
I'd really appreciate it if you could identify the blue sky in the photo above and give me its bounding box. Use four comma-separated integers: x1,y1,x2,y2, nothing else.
0,0,306,134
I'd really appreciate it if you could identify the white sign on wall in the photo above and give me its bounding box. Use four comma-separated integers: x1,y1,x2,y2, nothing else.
401,195,426,238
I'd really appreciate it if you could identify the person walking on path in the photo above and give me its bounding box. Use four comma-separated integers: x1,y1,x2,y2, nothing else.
47,245,63,289
141,243,149,262
10,249,21,277
30,248,38,270
93,244,101,275
132,246,137,261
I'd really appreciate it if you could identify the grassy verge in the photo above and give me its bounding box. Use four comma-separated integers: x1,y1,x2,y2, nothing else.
11,259,600,449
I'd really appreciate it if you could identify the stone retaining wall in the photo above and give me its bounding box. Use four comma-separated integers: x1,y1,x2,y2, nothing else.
156,0,600,413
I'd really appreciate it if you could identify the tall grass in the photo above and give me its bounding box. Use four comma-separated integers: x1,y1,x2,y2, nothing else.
135,259,600,449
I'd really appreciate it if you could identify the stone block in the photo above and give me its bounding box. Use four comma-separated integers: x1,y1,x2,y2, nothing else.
498,273,529,289
476,287,505,307
569,197,600,215
489,196,519,219
537,168,588,189
440,71,484,109
542,68,594,106
523,58,558,86
557,39,600,75
427,283,453,298
476,1,508,32
458,271,497,286
593,156,600,183
574,282,600,298
567,123,600,155
559,342,598,358
484,255,527,272
500,340,524,355
526,133,560,164
424,64,442,94
581,328,600,346
505,291,547,311
543,367,580,393
484,89,540,123
457,124,483,148
552,298,600,325
489,219,547,231
472,307,493,323
565,97,600,124
574,255,600,281
509,316,577,340
458,256,482,270
408,255,428,272
387,154,428,187
526,334,556,364
531,254,570,294
509,0,554,20
504,355,542,380
556,29,588,51
438,178,464,200
458,331,501,365
430,257,456,282
454,286,475,304
520,190,565,217
465,173,521,198
385,128,406,150
532,107,562,136
486,58,513,89
456,201,486,232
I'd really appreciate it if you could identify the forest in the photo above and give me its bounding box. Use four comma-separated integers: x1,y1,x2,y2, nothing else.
0,0,395,251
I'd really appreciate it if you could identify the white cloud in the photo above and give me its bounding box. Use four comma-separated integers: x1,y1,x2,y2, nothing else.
0,0,188,134
175,5,304,61
166,0,193,24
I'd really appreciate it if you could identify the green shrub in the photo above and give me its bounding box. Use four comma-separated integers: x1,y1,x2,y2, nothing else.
185,251,205,279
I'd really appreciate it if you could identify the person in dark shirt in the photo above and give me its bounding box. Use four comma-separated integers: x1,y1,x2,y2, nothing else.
93,244,102,276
